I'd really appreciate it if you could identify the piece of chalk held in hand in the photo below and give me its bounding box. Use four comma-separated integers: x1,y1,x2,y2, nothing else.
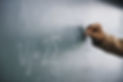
77,26,86,42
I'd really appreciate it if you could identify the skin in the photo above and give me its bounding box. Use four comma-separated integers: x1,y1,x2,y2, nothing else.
86,23,123,57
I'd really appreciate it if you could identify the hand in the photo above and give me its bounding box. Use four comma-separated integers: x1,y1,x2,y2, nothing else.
86,23,105,41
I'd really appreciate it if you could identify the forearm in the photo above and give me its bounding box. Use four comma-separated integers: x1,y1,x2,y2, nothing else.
92,34,123,57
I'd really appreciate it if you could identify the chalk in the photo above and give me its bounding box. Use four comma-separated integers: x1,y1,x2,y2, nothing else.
77,26,86,42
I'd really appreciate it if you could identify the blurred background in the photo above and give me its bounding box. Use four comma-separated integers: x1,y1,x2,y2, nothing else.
0,0,123,82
